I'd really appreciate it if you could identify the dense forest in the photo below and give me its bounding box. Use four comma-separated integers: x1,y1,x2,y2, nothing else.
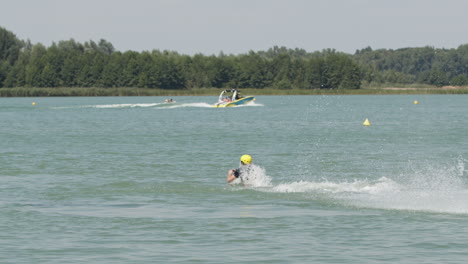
1,26,467,91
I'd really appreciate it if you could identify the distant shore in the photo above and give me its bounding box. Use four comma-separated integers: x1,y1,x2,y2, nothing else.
0,86,467,97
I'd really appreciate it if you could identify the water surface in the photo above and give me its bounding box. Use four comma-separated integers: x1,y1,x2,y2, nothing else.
1,95,467,263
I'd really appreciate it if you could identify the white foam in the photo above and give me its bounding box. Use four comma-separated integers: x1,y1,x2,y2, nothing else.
158,103,213,109
355,159,468,214
51,103,163,109
271,177,399,194
93,103,162,108
231,164,272,187
238,101,264,107
267,176,468,214
156,102,263,109
51,101,263,110
244,165,272,187
255,158,468,214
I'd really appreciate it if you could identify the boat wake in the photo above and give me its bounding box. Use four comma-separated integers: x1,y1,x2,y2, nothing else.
238,101,263,107
93,103,163,108
242,158,468,214
156,102,212,109
159,101,263,109
51,101,262,110
51,103,165,109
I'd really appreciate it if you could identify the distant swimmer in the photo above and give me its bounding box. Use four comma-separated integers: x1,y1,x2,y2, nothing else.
227,154,253,184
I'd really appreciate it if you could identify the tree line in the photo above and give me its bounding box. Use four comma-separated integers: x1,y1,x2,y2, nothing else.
354,45,468,87
1,26,467,90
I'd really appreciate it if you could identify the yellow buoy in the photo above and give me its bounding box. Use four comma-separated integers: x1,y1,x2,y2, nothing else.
414,100,419,105
32,102,36,106
363,118,371,126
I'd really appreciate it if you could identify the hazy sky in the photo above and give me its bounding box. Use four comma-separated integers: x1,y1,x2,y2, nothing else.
2,0,468,55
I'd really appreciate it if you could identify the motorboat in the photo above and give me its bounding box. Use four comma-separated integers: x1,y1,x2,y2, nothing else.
213,89,255,108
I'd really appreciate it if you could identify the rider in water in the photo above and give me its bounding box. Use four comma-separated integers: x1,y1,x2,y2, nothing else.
227,154,252,183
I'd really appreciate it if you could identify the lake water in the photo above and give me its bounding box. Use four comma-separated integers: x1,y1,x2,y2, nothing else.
1,94,467,263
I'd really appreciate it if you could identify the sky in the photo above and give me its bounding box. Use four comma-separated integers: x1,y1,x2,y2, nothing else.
2,0,468,55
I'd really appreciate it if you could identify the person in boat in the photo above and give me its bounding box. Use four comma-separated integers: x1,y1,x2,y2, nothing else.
164,98,174,103
227,154,253,183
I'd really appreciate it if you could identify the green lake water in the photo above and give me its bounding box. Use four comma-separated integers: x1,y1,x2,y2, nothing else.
1,95,467,263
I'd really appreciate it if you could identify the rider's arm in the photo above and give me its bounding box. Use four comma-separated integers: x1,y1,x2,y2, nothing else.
227,169,239,183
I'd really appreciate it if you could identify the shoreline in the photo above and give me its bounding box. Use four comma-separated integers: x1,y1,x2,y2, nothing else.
0,86,467,97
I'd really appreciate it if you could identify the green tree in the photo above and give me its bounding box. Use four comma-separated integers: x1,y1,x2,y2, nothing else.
275,78,292,89
136,51,153,88
0,26,23,64
101,52,124,87
152,51,185,89
4,41,32,87
184,54,212,88
427,70,449,87
91,52,109,87
98,39,115,55
270,54,292,87
450,74,467,86
76,50,100,87
121,51,141,87
324,53,361,89
25,43,47,87
41,63,59,87
40,43,62,87
207,56,235,88
0,27,24,86
304,57,325,89
58,39,84,86
236,51,269,88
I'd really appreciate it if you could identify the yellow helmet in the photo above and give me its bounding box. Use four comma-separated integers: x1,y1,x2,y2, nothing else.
240,154,252,164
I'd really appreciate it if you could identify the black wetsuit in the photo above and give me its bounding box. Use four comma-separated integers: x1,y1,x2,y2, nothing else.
233,165,251,181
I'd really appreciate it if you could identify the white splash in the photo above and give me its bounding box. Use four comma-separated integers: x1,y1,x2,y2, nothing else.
238,101,264,107
93,103,162,108
51,103,164,109
158,102,213,109
271,177,399,194
231,164,272,187
52,101,263,110
254,157,468,214
358,159,468,214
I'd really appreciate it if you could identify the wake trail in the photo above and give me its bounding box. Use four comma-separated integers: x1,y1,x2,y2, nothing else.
242,158,468,215
51,101,264,110
51,103,164,109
